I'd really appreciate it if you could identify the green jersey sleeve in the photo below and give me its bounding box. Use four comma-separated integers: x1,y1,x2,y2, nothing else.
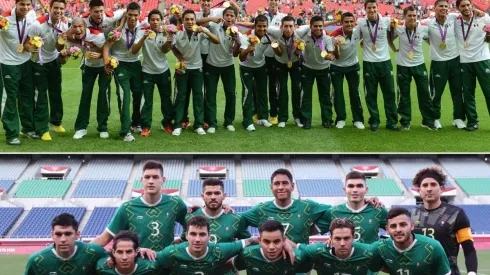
310,201,331,222
236,214,252,239
174,197,188,227
217,241,245,261
23,254,37,275
95,257,111,274
106,203,129,236
298,242,325,260
379,207,388,229
241,206,260,227
293,248,314,273
314,208,333,235
433,241,451,275
156,247,172,269
367,240,385,272
232,253,247,271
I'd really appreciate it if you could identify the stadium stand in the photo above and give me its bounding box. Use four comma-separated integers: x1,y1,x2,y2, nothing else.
81,207,117,238
365,179,404,196
296,179,344,197
0,208,23,237
136,159,185,180
187,179,237,197
454,178,490,196
133,179,182,189
13,180,72,198
243,180,272,197
290,157,341,179
389,158,437,179
188,157,236,180
340,158,395,178
27,158,83,180
71,179,128,198
439,158,490,178
80,159,133,180
0,158,30,180
11,207,86,238
0,180,16,194
242,157,286,180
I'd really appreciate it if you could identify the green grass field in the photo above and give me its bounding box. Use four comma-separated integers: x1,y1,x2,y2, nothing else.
1,249,489,274
1,44,489,152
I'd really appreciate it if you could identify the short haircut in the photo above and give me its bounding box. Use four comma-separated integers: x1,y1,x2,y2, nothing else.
412,166,447,188
259,220,284,235
182,9,196,19
89,0,104,9
270,168,293,184
71,17,85,26
329,218,356,236
281,15,295,25
456,0,471,7
51,213,79,231
113,231,139,251
434,0,449,6
345,171,366,184
364,0,378,9
223,6,238,17
127,2,141,13
387,207,411,221
142,160,163,176
148,9,163,21
310,15,324,26
255,14,269,26
341,12,355,22
186,215,210,232
403,6,417,16
202,178,224,192
50,0,66,8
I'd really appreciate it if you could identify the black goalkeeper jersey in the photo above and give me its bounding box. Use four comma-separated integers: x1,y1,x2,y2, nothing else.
410,202,472,275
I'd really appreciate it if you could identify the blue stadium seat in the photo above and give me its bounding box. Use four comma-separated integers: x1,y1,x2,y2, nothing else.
290,158,340,179
81,159,133,180
71,179,127,198
0,158,30,180
81,207,118,238
296,179,344,197
0,208,23,237
187,180,237,197
0,179,16,193
389,158,437,179
241,158,286,180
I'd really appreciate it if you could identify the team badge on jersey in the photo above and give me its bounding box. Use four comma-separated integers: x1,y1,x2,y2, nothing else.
226,227,229,231
298,214,301,218
268,217,274,220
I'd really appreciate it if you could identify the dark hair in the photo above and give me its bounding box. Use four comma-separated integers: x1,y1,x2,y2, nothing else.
364,0,378,9
182,9,196,19
345,171,366,183
456,0,471,7
142,160,163,176
255,14,269,26
223,6,238,17
202,178,224,191
329,218,356,236
127,2,141,13
113,231,139,251
309,15,323,26
270,168,293,184
259,220,284,235
412,166,446,188
281,15,295,25
341,12,355,22
434,0,449,7
51,213,79,231
148,9,163,21
186,216,210,232
403,6,417,16
50,0,66,8
89,0,104,9
387,207,411,220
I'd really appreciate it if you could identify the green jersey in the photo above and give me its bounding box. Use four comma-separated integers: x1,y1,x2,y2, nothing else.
299,241,380,275
24,241,107,275
182,208,251,243
107,194,187,251
242,199,330,243
319,203,388,244
232,245,313,274
96,257,163,275
156,241,245,275
370,234,451,275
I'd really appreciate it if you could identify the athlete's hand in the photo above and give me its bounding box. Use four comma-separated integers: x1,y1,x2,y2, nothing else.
58,32,68,43
247,44,256,54
105,257,115,269
188,205,201,214
88,51,102,59
282,240,295,264
139,248,157,261
143,30,150,38
24,43,39,53
211,17,224,24
60,49,68,57
104,64,114,75
173,238,183,244
334,38,343,47
222,204,235,214
365,197,384,208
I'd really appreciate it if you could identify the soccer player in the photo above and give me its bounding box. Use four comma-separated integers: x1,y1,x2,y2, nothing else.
330,12,365,130
358,0,399,131
67,18,109,140
410,167,477,275
232,220,313,274
26,0,68,141
96,231,164,274
102,2,143,142
298,16,335,129
171,10,220,136
24,213,107,274
455,0,490,131
0,0,38,145
202,7,242,133
295,218,382,275
92,160,188,252
156,215,259,274
82,0,125,37
390,6,437,130
132,9,174,137
239,15,273,131
370,208,451,275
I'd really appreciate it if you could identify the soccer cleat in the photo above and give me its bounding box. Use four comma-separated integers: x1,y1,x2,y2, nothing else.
252,114,258,124
141,128,151,137
303,121,311,129
257,119,272,127
353,121,365,129
21,131,40,140
452,119,466,129
466,124,479,131
401,124,411,130
124,133,135,142
370,124,379,131
73,129,87,140
181,121,191,129
322,121,333,128
131,126,142,133
162,125,173,133
41,132,52,141
100,132,109,139
226,125,236,132
246,124,256,131
278,122,286,128
52,125,66,133
422,123,437,130
434,119,442,129
336,120,346,129
269,116,278,125
7,138,21,145
387,125,400,131
293,118,304,128
207,127,216,133
172,128,182,136
195,127,206,135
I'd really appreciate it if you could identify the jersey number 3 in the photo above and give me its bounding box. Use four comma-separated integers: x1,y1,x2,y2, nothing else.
150,221,160,236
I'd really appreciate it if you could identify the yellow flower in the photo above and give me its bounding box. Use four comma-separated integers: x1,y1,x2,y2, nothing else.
298,43,305,51
35,41,43,47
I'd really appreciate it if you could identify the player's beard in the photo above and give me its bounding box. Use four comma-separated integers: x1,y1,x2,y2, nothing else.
393,231,410,245
205,201,222,210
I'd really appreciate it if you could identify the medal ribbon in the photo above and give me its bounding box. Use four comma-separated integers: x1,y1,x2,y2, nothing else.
284,36,293,62
126,28,137,50
17,17,26,45
48,15,63,34
461,15,474,45
406,27,416,52
367,17,379,47
436,19,447,43
312,33,325,51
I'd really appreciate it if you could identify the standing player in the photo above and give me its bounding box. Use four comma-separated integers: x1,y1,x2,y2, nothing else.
132,9,174,137
24,213,107,274
298,16,335,129
358,0,399,131
330,12,365,130
455,0,490,131
82,0,125,37
370,208,451,275
0,0,38,145
232,220,313,274
390,6,437,130
27,0,68,141
92,160,188,252
410,167,477,275
102,2,143,142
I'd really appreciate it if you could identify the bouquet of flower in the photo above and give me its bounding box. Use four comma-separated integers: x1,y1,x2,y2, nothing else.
248,35,259,45
258,7,265,14
294,39,305,51
335,10,343,21
483,23,490,32
391,18,398,29
30,36,44,48
175,61,187,75
68,46,82,60
0,16,9,31
108,30,122,41
167,24,177,34
170,4,181,16
105,56,119,69
225,25,238,36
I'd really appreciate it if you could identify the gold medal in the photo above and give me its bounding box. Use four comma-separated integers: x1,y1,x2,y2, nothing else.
17,44,24,52
192,25,199,32
287,61,292,68
57,37,66,45
85,52,90,58
338,36,345,44
126,51,131,57
321,50,328,58
371,44,377,52
271,41,279,48
408,51,414,60
464,42,469,48
439,42,446,50
148,31,156,39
